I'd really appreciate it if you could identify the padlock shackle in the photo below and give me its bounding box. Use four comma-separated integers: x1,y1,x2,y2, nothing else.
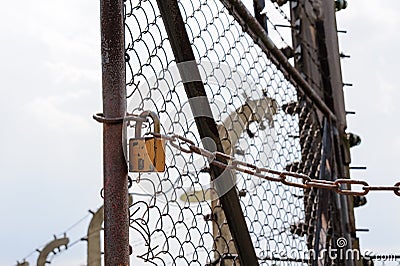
135,111,161,138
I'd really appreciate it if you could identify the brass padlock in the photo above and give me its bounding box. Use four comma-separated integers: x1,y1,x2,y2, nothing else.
129,111,166,172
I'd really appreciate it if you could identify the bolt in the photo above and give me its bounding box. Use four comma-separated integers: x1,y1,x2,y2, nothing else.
238,190,247,197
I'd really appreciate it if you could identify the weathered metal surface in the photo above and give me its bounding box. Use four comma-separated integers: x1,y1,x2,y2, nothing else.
129,111,166,172
87,195,133,265
100,0,129,264
316,2,347,132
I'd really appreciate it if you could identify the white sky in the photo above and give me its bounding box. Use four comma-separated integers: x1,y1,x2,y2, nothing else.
336,0,400,255
0,0,399,265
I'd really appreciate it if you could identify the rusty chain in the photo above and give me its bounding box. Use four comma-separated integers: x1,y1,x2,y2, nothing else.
150,132,400,197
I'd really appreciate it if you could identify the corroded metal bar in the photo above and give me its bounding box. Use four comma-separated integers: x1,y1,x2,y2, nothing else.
100,0,129,264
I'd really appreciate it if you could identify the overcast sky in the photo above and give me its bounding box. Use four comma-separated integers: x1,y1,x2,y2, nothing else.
336,0,400,257
1,0,399,265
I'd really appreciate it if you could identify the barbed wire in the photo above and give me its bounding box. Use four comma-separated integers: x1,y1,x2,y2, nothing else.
46,236,86,264
267,0,330,94
261,1,324,78
16,209,97,264
149,132,400,197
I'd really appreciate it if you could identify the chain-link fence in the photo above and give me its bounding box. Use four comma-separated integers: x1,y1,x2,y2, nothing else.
125,0,344,265
12,0,400,265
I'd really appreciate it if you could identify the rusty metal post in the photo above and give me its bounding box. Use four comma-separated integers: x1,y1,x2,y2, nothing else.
100,0,129,265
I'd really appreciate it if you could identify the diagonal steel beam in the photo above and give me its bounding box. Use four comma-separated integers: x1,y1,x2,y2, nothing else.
155,0,259,265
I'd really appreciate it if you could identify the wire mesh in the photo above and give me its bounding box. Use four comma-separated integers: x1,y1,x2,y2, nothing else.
124,0,339,265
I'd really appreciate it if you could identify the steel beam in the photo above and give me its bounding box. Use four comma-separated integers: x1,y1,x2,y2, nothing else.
155,0,259,265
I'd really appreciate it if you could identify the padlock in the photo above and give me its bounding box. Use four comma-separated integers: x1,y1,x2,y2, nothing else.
129,111,165,172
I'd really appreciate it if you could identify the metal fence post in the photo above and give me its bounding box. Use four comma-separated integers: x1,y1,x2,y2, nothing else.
100,0,129,265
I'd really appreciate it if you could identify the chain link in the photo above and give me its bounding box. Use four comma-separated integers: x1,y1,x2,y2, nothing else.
152,132,400,197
